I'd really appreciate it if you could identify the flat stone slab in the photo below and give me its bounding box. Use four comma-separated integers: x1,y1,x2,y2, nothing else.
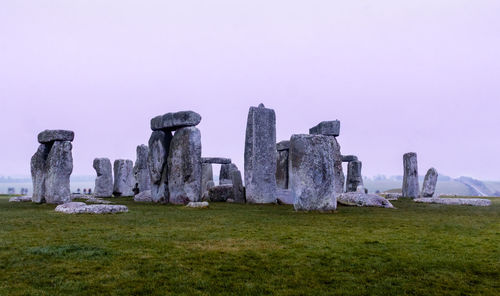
134,190,153,202
151,111,201,131
337,192,394,208
202,157,231,164
276,140,290,151
185,202,209,208
309,121,340,137
341,155,358,162
414,198,491,207
38,130,74,143
382,193,402,201
9,196,32,202
55,202,128,214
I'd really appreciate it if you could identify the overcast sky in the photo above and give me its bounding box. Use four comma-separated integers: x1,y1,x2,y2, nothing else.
1,0,499,180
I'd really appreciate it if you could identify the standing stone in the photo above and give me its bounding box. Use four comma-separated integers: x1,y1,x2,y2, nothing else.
309,121,340,137
346,161,363,192
45,141,73,204
276,141,289,189
244,104,277,204
113,159,134,197
422,168,438,197
31,144,50,203
93,158,113,197
231,170,245,203
201,163,214,197
167,127,202,204
289,134,339,211
133,145,151,194
402,152,419,198
219,163,238,185
148,130,173,203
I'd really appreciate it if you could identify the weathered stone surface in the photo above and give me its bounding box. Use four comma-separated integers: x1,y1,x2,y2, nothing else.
38,130,74,144
9,196,32,202
276,140,290,151
231,170,245,203
186,202,209,208
309,121,340,137
422,168,438,197
151,111,201,131
134,190,152,202
202,181,215,201
202,157,231,164
133,145,151,194
346,161,363,192
93,158,113,197
276,189,293,205
55,202,129,214
289,134,339,211
113,159,134,197
148,130,173,203
402,152,419,198
337,192,394,208
276,149,289,189
219,163,238,185
341,155,358,162
414,198,491,207
208,185,233,202
167,127,202,204
31,144,50,203
201,163,214,196
382,192,402,201
244,104,277,204
333,138,345,195
45,141,73,204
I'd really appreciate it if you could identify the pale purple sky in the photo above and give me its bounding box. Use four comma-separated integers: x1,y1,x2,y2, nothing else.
1,0,499,180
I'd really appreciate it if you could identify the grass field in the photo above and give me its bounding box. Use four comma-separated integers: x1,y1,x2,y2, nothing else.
0,196,499,295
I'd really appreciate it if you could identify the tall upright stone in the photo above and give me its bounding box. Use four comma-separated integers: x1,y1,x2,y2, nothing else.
289,134,338,211
244,103,277,204
113,159,134,197
201,163,214,197
133,145,151,194
45,141,73,204
167,127,202,204
31,144,51,203
422,168,438,197
219,163,238,185
346,161,363,192
276,140,290,189
231,170,245,203
402,152,419,198
148,130,173,203
93,158,113,197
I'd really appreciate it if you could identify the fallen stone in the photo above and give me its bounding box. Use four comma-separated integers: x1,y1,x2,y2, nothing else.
134,190,153,202
382,192,402,201
185,202,209,208
93,158,113,197
202,157,231,164
9,196,32,202
289,134,339,211
414,198,491,207
168,127,202,204
276,148,289,189
402,152,419,198
151,111,201,131
45,141,73,204
148,130,173,203
244,104,277,203
55,202,129,214
219,163,238,185
346,161,363,192
231,170,245,203
208,185,233,202
37,130,74,144
337,192,394,208
276,140,290,151
133,145,151,194
422,168,438,197
309,120,340,137
341,155,358,162
276,189,293,205
31,144,50,203
113,159,134,197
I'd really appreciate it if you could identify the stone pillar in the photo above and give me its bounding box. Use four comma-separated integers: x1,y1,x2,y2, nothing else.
93,158,113,197
31,144,50,203
346,160,363,192
422,168,438,197
167,127,202,204
113,159,134,197
276,140,290,189
244,103,277,203
133,144,151,194
201,163,214,197
219,163,238,185
148,130,172,203
289,134,338,211
231,170,245,203
402,152,419,198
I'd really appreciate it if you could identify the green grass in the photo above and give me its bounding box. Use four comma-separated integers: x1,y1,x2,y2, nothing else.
0,196,499,295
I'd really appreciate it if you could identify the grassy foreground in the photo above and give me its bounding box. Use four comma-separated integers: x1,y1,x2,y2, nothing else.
0,196,498,295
